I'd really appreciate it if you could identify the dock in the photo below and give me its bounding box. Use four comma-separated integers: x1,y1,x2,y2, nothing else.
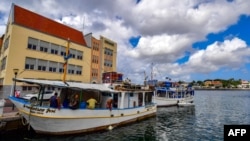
0,99,27,132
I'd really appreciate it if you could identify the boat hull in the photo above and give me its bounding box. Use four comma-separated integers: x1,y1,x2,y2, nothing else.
178,102,195,107
9,96,157,135
153,96,194,107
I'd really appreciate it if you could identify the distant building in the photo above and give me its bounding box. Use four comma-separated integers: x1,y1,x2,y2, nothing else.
85,33,117,84
204,80,223,88
241,80,250,88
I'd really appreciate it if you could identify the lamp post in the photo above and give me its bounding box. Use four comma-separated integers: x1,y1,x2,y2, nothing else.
13,69,19,96
12,69,19,110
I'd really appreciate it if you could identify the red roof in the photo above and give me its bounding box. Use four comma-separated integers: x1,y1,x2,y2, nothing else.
13,4,87,46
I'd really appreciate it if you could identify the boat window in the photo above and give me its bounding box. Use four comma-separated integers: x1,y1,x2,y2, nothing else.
129,93,134,97
102,92,112,96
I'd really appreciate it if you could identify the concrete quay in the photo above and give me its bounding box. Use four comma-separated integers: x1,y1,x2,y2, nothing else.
0,99,26,132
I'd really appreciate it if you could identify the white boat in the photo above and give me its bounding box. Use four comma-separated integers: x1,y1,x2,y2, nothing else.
178,101,195,107
9,78,157,135
153,86,194,107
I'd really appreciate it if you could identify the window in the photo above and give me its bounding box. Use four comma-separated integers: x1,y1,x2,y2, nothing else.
25,57,36,70
40,47,48,52
51,44,59,55
49,61,57,72
1,57,7,70
102,92,112,97
129,93,134,97
104,48,113,56
59,63,64,73
39,40,49,53
0,78,4,85
27,38,38,50
37,59,47,71
27,38,84,61
104,60,112,67
22,86,32,91
91,69,98,77
3,36,10,50
76,66,82,75
68,64,75,74
92,55,99,64
47,86,55,91
93,43,99,51
60,47,66,56
59,68,64,73
76,51,83,60
69,49,76,59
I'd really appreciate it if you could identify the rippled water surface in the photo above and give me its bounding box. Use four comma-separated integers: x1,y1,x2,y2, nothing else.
2,90,250,141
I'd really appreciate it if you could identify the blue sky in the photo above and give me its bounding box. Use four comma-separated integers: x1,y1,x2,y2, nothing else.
1,0,250,83
193,15,250,49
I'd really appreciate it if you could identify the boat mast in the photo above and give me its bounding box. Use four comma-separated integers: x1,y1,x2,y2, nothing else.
151,63,153,80
63,39,70,83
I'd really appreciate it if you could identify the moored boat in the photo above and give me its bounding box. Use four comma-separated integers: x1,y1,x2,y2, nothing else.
9,78,157,135
152,81,195,107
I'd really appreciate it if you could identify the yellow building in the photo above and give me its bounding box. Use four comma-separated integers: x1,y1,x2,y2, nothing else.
85,33,117,83
0,4,117,98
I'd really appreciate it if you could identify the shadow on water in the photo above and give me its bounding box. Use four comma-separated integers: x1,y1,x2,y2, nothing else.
1,126,36,141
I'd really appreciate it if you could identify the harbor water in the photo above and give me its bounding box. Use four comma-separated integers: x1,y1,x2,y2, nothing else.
1,90,250,141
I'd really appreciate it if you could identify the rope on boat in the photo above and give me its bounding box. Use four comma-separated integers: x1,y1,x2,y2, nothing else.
20,101,37,131
28,101,38,131
20,114,28,126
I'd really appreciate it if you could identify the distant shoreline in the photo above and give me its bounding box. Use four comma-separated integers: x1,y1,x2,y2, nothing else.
194,88,250,91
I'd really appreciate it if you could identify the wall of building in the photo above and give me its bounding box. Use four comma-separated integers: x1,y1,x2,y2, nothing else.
0,4,118,98
91,37,101,83
100,36,117,73
0,24,91,98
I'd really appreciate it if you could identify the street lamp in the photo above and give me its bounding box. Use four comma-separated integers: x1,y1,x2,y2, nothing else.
12,69,19,110
13,69,19,96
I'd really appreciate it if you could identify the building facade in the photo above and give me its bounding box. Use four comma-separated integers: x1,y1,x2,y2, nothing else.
85,33,117,83
0,4,117,98
204,80,223,88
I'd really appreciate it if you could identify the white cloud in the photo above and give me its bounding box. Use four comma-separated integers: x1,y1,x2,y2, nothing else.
128,34,194,62
1,0,250,83
185,37,250,73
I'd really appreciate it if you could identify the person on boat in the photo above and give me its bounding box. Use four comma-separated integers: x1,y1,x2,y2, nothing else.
106,98,113,111
50,92,60,109
69,94,79,110
63,95,70,108
87,97,97,109
14,90,21,98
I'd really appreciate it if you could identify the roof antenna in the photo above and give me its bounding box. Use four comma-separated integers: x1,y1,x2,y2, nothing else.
82,15,85,33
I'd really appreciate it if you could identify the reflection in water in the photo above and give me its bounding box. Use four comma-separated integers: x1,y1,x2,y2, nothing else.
156,106,196,141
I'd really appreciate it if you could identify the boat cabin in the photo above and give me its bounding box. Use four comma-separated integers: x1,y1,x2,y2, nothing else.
58,85,154,110
16,78,155,110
